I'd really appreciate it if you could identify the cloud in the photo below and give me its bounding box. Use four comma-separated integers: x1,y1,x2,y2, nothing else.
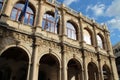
86,3,105,16
63,0,78,6
107,18,120,31
106,0,120,17
105,0,120,31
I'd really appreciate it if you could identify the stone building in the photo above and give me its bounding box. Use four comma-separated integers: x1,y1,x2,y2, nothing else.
113,42,120,79
0,0,118,80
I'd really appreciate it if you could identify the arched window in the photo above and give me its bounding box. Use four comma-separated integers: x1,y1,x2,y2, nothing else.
10,3,34,26
84,29,92,45
0,0,3,11
97,34,103,48
42,13,59,34
66,22,76,40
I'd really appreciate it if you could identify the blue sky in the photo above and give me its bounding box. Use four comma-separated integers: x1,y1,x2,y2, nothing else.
57,0,120,46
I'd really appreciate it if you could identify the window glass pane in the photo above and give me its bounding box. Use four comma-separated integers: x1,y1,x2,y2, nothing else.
97,35,103,48
42,13,57,33
0,3,2,10
84,30,91,45
29,15,34,25
24,13,29,24
66,22,76,40
42,19,46,29
15,3,24,9
11,9,17,20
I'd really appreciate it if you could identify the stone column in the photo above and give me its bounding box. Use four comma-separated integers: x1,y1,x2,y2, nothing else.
0,0,7,14
61,4,66,36
92,23,98,49
82,51,88,80
4,0,12,16
97,55,104,80
26,62,32,80
78,14,84,43
109,56,119,80
58,67,62,80
80,69,84,80
62,52,68,80
36,0,44,27
30,42,39,80
61,45,67,80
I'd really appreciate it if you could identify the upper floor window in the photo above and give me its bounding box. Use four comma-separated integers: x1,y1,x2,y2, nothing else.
10,3,34,26
42,12,59,34
66,22,77,40
0,0,3,11
84,29,92,45
97,34,103,48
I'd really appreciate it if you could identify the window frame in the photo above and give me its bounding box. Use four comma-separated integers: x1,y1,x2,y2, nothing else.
83,29,92,45
42,13,58,34
97,34,104,49
10,3,34,26
66,22,77,40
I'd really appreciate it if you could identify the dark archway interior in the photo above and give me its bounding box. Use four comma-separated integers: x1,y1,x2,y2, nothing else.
0,47,29,80
39,54,60,80
67,59,82,80
88,62,99,80
1,47,29,61
116,57,120,78
103,65,111,80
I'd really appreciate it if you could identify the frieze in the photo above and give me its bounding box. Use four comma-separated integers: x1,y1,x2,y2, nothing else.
64,45,80,54
12,32,32,43
84,50,97,58
39,39,60,50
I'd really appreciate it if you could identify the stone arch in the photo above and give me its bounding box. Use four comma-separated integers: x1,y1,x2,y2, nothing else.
0,46,30,80
102,64,111,80
67,58,83,80
13,0,36,13
38,53,60,80
38,51,61,67
87,62,99,80
0,45,31,60
67,20,79,30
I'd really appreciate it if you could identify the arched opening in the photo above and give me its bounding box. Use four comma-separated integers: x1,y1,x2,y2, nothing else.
88,62,99,80
67,59,82,80
97,34,104,49
83,28,92,45
10,1,35,26
39,54,60,80
102,65,111,80
66,21,78,40
42,11,60,34
0,47,29,80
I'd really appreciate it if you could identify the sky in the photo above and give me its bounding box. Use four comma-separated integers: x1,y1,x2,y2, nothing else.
57,0,120,46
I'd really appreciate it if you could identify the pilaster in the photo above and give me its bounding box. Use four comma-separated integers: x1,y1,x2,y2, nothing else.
4,0,12,17
29,38,39,80
61,44,68,80
61,4,66,36
78,14,84,43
